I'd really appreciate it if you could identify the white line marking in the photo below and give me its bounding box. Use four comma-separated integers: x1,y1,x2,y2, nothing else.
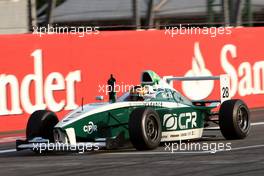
103,151,214,155
0,149,16,154
1,122,264,155
231,144,264,151
252,122,264,126
1,144,264,155
205,121,264,130
104,144,264,155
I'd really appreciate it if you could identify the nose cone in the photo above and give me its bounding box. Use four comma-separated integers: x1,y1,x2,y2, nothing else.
55,102,108,128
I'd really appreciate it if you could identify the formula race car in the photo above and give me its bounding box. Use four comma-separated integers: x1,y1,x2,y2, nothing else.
16,70,250,152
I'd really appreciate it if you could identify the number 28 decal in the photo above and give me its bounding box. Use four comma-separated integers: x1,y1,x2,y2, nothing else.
222,87,229,98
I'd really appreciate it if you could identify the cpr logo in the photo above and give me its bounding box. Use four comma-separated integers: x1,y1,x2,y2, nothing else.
163,114,178,130
182,42,214,100
163,112,197,130
83,122,97,134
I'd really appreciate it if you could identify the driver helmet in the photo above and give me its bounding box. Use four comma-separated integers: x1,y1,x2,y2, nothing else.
129,85,145,101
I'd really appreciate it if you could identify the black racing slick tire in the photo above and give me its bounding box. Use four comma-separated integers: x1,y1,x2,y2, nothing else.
128,108,162,150
26,110,59,142
219,99,250,140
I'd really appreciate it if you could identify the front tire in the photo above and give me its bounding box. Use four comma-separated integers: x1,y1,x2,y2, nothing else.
26,110,59,142
219,99,250,140
128,108,161,150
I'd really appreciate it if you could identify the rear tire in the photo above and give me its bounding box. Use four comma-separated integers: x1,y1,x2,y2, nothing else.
26,110,59,142
219,99,250,140
128,108,161,150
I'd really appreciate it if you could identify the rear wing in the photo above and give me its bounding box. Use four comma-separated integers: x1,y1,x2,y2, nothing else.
163,75,231,103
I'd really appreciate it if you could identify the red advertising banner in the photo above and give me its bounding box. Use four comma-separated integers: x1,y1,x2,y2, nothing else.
0,27,264,132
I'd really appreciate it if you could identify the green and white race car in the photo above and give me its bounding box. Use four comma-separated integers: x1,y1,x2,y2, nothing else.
16,70,250,152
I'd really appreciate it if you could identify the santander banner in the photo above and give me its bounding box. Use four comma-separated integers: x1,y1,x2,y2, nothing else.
0,27,264,132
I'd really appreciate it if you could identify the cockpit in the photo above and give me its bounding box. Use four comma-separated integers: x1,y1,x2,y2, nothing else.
115,70,192,105
117,85,191,105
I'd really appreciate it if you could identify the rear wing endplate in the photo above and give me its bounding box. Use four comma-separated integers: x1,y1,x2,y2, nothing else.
163,75,231,103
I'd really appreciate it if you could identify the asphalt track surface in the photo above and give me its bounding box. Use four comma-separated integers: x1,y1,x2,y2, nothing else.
0,109,264,176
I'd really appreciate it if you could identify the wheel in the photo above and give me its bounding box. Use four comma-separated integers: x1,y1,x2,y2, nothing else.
128,108,161,150
219,99,250,140
26,110,59,142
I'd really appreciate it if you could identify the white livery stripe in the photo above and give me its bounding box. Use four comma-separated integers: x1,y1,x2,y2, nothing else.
56,101,189,128
161,128,204,142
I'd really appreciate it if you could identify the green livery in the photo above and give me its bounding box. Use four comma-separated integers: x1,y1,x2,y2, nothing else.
17,70,251,152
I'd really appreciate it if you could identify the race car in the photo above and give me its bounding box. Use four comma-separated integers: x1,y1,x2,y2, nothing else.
16,70,250,152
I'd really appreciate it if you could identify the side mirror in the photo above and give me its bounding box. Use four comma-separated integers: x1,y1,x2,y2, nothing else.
95,96,104,101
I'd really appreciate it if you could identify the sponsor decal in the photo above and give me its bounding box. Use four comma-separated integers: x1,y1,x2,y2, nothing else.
0,49,81,115
83,122,97,134
182,42,264,100
182,42,214,100
163,112,197,130
0,28,264,132
143,102,163,107
220,44,264,97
